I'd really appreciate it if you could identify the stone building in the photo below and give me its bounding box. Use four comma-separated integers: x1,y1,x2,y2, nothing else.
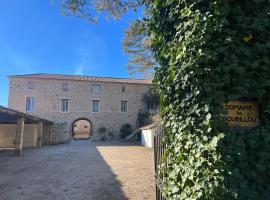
8,73,152,143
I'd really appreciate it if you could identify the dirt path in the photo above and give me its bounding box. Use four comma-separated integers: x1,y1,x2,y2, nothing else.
0,141,155,200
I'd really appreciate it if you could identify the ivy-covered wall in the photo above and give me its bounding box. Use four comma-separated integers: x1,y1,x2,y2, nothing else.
145,0,270,199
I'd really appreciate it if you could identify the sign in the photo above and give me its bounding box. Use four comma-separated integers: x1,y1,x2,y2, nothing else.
224,100,260,128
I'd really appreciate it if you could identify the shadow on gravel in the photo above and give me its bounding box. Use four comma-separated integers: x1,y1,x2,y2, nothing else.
0,140,128,200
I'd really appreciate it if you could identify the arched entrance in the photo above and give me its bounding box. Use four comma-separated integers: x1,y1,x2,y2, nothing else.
72,118,91,140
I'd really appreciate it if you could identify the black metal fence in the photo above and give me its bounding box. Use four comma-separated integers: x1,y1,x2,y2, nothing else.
153,125,167,200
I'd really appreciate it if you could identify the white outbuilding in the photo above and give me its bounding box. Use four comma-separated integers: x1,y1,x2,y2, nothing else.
140,124,156,148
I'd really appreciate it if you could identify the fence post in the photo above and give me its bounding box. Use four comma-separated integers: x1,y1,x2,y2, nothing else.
153,125,166,200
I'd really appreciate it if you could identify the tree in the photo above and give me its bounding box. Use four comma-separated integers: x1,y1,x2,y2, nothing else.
123,19,157,75
61,0,141,22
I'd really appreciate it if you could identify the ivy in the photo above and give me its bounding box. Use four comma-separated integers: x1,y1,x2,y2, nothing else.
144,0,270,199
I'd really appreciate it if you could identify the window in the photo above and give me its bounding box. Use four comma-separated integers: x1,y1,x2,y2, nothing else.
28,81,35,89
147,100,154,110
121,86,126,93
26,97,35,112
91,84,101,94
61,99,69,112
63,83,69,91
121,101,128,113
92,100,100,112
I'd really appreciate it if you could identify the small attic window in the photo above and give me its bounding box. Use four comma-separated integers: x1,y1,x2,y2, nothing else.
28,81,35,89
121,86,126,93
63,83,69,91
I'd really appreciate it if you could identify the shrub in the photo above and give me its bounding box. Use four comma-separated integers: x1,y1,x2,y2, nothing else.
98,126,107,134
120,123,132,139
101,135,107,141
108,132,114,140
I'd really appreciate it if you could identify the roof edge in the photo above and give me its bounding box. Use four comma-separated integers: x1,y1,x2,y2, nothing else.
7,73,152,85
0,105,53,124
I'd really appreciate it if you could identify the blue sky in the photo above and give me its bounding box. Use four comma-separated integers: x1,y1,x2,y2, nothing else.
0,1,142,106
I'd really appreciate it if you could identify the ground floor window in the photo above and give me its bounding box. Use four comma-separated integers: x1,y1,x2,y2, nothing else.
121,101,128,113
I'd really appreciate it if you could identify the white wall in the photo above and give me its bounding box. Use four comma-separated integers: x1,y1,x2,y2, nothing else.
0,124,38,148
141,129,154,148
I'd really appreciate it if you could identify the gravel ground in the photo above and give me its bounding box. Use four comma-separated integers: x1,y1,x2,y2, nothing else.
0,140,155,200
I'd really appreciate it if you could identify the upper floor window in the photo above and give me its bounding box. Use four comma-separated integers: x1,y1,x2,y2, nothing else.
92,100,100,113
28,81,35,89
61,99,69,112
121,101,128,113
121,86,126,93
91,84,101,94
26,97,35,112
62,83,69,91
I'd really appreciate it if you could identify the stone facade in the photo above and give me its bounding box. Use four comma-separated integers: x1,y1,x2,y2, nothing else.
8,74,151,143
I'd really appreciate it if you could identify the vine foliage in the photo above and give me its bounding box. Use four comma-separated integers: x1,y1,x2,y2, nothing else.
145,0,270,199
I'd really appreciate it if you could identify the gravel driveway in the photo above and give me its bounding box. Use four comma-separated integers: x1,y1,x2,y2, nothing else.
0,140,155,200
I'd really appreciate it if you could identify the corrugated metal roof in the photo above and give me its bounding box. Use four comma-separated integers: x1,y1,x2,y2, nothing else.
8,73,152,85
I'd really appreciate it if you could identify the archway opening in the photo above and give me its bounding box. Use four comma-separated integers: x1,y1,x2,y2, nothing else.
72,119,91,140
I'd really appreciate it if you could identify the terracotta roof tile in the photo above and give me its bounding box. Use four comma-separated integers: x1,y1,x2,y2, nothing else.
8,73,152,85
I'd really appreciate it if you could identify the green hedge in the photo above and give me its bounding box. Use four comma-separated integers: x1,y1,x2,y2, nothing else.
144,0,270,199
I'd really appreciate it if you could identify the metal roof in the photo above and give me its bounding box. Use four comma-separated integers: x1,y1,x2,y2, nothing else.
8,73,152,85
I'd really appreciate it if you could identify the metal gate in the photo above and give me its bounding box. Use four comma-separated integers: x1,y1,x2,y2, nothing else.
153,125,167,200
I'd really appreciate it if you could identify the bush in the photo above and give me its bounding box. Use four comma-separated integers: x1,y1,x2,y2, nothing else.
101,135,107,141
98,126,107,134
120,123,132,139
108,132,114,140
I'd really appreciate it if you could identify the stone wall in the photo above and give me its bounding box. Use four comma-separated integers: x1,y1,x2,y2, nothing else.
42,124,52,145
8,77,150,143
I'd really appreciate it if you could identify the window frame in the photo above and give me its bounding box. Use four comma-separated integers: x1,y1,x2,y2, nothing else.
91,84,102,95
27,81,35,90
91,100,100,113
121,86,126,93
120,101,128,113
26,96,35,112
60,99,69,113
62,82,69,92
